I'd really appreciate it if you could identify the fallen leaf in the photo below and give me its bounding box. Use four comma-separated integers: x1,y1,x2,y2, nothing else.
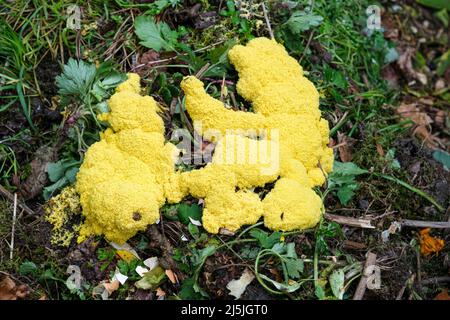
112,270,128,285
188,216,202,226
20,146,58,200
376,142,385,157
219,228,235,236
337,132,355,162
396,103,442,149
103,279,120,294
0,274,29,300
419,228,445,256
110,241,140,262
165,269,178,284
434,289,450,300
397,103,433,126
135,266,166,290
143,257,158,270
135,266,149,277
381,64,400,89
397,47,427,85
381,221,401,242
135,50,162,76
156,287,166,299
226,269,255,299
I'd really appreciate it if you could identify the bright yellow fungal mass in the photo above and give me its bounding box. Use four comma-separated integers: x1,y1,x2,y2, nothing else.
45,186,82,247
74,37,333,244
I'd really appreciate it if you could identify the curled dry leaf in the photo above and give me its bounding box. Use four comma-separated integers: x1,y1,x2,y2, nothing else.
92,279,120,300
397,47,427,85
103,279,120,294
226,269,255,299
396,103,442,149
20,146,58,200
434,289,450,300
419,228,445,256
0,274,29,300
165,269,178,284
156,287,166,299
337,132,356,162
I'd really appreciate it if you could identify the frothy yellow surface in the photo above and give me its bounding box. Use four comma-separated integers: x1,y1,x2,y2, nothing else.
75,38,333,244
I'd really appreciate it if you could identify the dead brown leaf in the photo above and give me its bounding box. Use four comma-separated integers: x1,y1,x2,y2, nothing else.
434,289,450,300
20,146,58,200
396,103,442,149
376,142,385,157
381,64,400,89
135,50,162,77
0,274,29,300
103,279,120,294
165,269,178,284
155,287,166,298
397,47,427,85
337,132,356,162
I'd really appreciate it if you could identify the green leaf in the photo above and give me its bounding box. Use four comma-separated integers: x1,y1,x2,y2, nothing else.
384,47,399,64
117,260,129,275
19,261,37,276
134,16,178,52
177,203,202,225
135,266,166,290
179,277,204,299
39,269,63,282
56,58,96,98
65,166,79,183
329,268,345,299
336,184,357,205
315,284,326,299
285,242,297,258
416,0,450,10
433,149,450,171
259,274,301,293
435,8,449,27
436,49,450,76
332,161,368,176
284,11,323,34
43,178,69,200
191,245,216,266
188,222,199,238
285,258,304,279
385,149,401,170
47,162,65,182
250,229,282,249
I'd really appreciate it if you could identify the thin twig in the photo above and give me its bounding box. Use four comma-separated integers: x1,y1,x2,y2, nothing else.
10,193,17,260
420,276,450,285
261,3,274,39
299,30,315,64
0,185,35,216
353,252,377,300
326,213,375,229
401,219,450,229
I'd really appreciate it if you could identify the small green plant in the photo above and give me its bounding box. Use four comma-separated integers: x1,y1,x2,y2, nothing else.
219,0,252,40
254,241,306,294
134,15,183,52
327,161,367,205
43,158,80,200
97,248,116,272
56,59,125,119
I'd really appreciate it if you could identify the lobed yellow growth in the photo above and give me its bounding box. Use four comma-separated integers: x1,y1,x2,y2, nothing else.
180,37,333,232
45,186,81,247
74,37,333,244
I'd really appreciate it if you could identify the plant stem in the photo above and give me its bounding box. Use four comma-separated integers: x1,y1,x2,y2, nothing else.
373,173,445,212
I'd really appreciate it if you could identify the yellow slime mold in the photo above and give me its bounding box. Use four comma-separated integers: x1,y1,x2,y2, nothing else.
74,38,333,244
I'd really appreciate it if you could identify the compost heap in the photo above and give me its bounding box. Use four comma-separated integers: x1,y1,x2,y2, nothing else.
74,37,334,244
